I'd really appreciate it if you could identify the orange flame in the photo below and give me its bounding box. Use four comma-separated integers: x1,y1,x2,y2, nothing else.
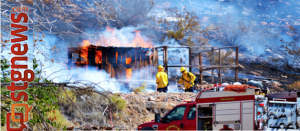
126,68,132,79
125,57,132,79
79,26,153,48
80,40,90,64
95,50,102,64
126,58,131,64
116,52,118,64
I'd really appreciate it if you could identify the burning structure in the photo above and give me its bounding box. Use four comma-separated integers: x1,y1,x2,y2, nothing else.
67,45,159,80
66,26,241,88
68,43,240,86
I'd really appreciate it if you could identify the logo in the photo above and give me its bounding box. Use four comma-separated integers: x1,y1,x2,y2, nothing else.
6,6,33,130
220,97,234,101
166,125,180,130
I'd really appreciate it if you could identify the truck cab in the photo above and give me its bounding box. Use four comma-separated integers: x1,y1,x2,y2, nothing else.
138,102,197,130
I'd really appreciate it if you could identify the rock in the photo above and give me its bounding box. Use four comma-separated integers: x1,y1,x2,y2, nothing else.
82,125,92,130
66,126,74,130
281,75,288,78
241,78,248,84
176,99,182,102
156,99,161,102
148,96,155,101
100,127,112,130
170,103,176,107
146,101,155,110
164,98,168,102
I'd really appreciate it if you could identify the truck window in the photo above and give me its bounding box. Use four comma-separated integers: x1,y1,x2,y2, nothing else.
165,106,186,121
187,105,196,120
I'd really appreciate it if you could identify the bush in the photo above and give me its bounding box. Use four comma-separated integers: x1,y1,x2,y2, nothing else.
133,82,146,93
109,94,127,111
287,81,300,90
47,109,70,128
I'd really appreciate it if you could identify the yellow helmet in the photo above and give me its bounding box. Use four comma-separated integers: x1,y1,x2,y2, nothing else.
180,67,186,72
157,65,163,69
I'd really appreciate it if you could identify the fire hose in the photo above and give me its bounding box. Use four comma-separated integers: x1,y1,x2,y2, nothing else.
177,78,195,91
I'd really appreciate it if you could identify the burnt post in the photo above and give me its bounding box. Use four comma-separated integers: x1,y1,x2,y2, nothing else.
211,47,214,84
189,47,192,73
153,48,159,80
102,48,106,71
163,46,168,74
219,49,222,84
78,50,82,67
107,47,112,78
199,53,203,84
235,46,239,82
88,46,96,66
110,48,116,78
67,49,72,67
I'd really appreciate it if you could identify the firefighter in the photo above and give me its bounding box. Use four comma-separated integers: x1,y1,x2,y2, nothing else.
204,119,212,130
262,80,270,94
177,67,196,92
219,125,233,131
156,65,168,93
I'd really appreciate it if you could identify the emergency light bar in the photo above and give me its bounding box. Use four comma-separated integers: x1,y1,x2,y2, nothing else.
182,99,194,103
269,101,297,104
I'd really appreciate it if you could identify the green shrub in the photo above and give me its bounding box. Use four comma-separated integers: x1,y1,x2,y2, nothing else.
47,109,70,128
109,94,126,111
133,82,146,93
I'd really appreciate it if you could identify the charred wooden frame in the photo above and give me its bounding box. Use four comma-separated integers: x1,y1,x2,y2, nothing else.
156,46,239,85
68,45,239,85
67,45,158,80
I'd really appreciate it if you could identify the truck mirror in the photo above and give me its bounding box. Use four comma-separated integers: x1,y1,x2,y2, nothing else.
155,113,161,123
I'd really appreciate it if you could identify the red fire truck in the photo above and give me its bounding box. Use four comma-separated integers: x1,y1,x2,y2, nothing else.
137,85,300,130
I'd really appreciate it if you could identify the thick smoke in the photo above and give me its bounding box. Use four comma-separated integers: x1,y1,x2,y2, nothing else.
40,25,160,93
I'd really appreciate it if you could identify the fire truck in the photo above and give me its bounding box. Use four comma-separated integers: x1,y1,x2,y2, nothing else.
137,84,300,130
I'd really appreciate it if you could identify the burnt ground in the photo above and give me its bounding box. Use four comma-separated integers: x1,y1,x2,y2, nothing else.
195,61,300,92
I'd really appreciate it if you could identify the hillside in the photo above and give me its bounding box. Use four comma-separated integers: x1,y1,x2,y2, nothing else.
63,62,299,130
65,92,198,130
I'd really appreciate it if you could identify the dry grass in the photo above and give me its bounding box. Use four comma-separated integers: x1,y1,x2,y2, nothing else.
271,82,282,88
287,81,300,90
47,109,71,127
133,82,146,93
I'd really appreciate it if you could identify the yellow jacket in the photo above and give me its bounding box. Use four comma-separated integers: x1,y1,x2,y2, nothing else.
178,72,196,89
156,69,168,88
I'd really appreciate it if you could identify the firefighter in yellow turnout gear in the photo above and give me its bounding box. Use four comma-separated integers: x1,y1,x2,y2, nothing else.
156,65,168,93
177,67,196,92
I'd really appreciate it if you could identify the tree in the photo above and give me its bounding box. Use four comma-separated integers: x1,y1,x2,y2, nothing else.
1,0,134,130
269,26,300,70
157,7,209,47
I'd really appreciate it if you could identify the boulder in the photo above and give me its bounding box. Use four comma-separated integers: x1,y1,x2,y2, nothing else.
164,98,168,102
66,126,74,130
145,101,155,110
241,78,248,84
148,96,155,101
82,125,92,130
